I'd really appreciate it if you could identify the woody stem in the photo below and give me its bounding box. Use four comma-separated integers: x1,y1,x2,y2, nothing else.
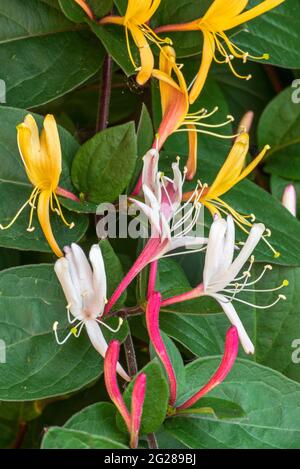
96,53,113,132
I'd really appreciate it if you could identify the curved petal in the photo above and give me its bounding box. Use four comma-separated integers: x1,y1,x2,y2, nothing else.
54,257,83,319
212,293,254,354
206,133,249,200
86,321,130,382
223,0,284,30
89,244,107,315
42,114,62,182
203,217,227,289
225,223,265,282
189,31,215,104
130,25,154,85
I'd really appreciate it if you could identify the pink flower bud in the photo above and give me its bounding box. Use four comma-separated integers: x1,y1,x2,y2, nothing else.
146,292,177,405
178,326,239,410
282,184,297,217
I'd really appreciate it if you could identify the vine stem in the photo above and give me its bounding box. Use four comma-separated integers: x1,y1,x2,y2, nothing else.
96,53,113,132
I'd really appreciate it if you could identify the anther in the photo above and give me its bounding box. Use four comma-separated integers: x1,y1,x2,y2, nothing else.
282,280,289,287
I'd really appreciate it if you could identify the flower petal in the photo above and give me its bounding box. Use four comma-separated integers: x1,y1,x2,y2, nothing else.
54,257,83,320
213,293,254,354
86,321,130,382
189,31,215,104
89,244,107,315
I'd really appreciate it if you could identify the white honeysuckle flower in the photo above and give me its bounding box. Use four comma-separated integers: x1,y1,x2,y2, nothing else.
131,148,207,258
162,214,289,355
202,215,288,354
53,243,130,381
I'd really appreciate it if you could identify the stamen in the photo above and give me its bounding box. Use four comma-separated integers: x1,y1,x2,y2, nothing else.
0,187,39,231
220,294,286,309
53,193,75,229
96,317,124,333
53,320,84,345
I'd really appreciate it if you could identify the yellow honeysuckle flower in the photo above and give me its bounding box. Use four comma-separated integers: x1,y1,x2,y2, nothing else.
155,0,285,104
0,114,74,258
152,46,235,180
183,133,279,257
98,0,169,85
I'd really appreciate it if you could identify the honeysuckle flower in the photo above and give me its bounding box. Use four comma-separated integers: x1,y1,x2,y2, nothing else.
0,114,75,258
182,132,279,256
176,326,239,410
104,149,207,314
151,46,235,180
282,184,297,217
98,0,169,85
53,243,130,382
146,292,177,405
155,0,285,103
104,340,147,449
161,215,288,354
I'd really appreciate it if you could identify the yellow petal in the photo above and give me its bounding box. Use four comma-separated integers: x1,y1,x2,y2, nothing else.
42,114,62,184
189,31,215,104
204,0,248,22
125,0,161,24
130,25,154,85
186,124,198,180
236,144,270,184
37,190,63,258
206,133,249,199
221,0,284,30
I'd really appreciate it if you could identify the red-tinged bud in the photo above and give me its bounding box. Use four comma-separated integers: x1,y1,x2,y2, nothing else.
178,326,239,410
146,292,177,405
130,373,147,449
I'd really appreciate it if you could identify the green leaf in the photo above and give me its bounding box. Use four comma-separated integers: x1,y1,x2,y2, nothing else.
0,106,88,253
71,122,137,204
177,397,246,420
165,358,300,448
211,62,274,137
129,104,154,194
88,21,135,77
0,0,103,108
64,402,128,444
100,239,126,310
116,359,169,434
235,0,300,69
41,427,128,449
259,86,300,180
0,258,128,400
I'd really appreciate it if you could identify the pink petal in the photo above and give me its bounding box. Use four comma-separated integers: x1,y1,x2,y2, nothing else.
146,292,177,405
178,326,239,410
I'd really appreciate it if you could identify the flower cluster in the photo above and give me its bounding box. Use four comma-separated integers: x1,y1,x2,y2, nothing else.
2,0,288,449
